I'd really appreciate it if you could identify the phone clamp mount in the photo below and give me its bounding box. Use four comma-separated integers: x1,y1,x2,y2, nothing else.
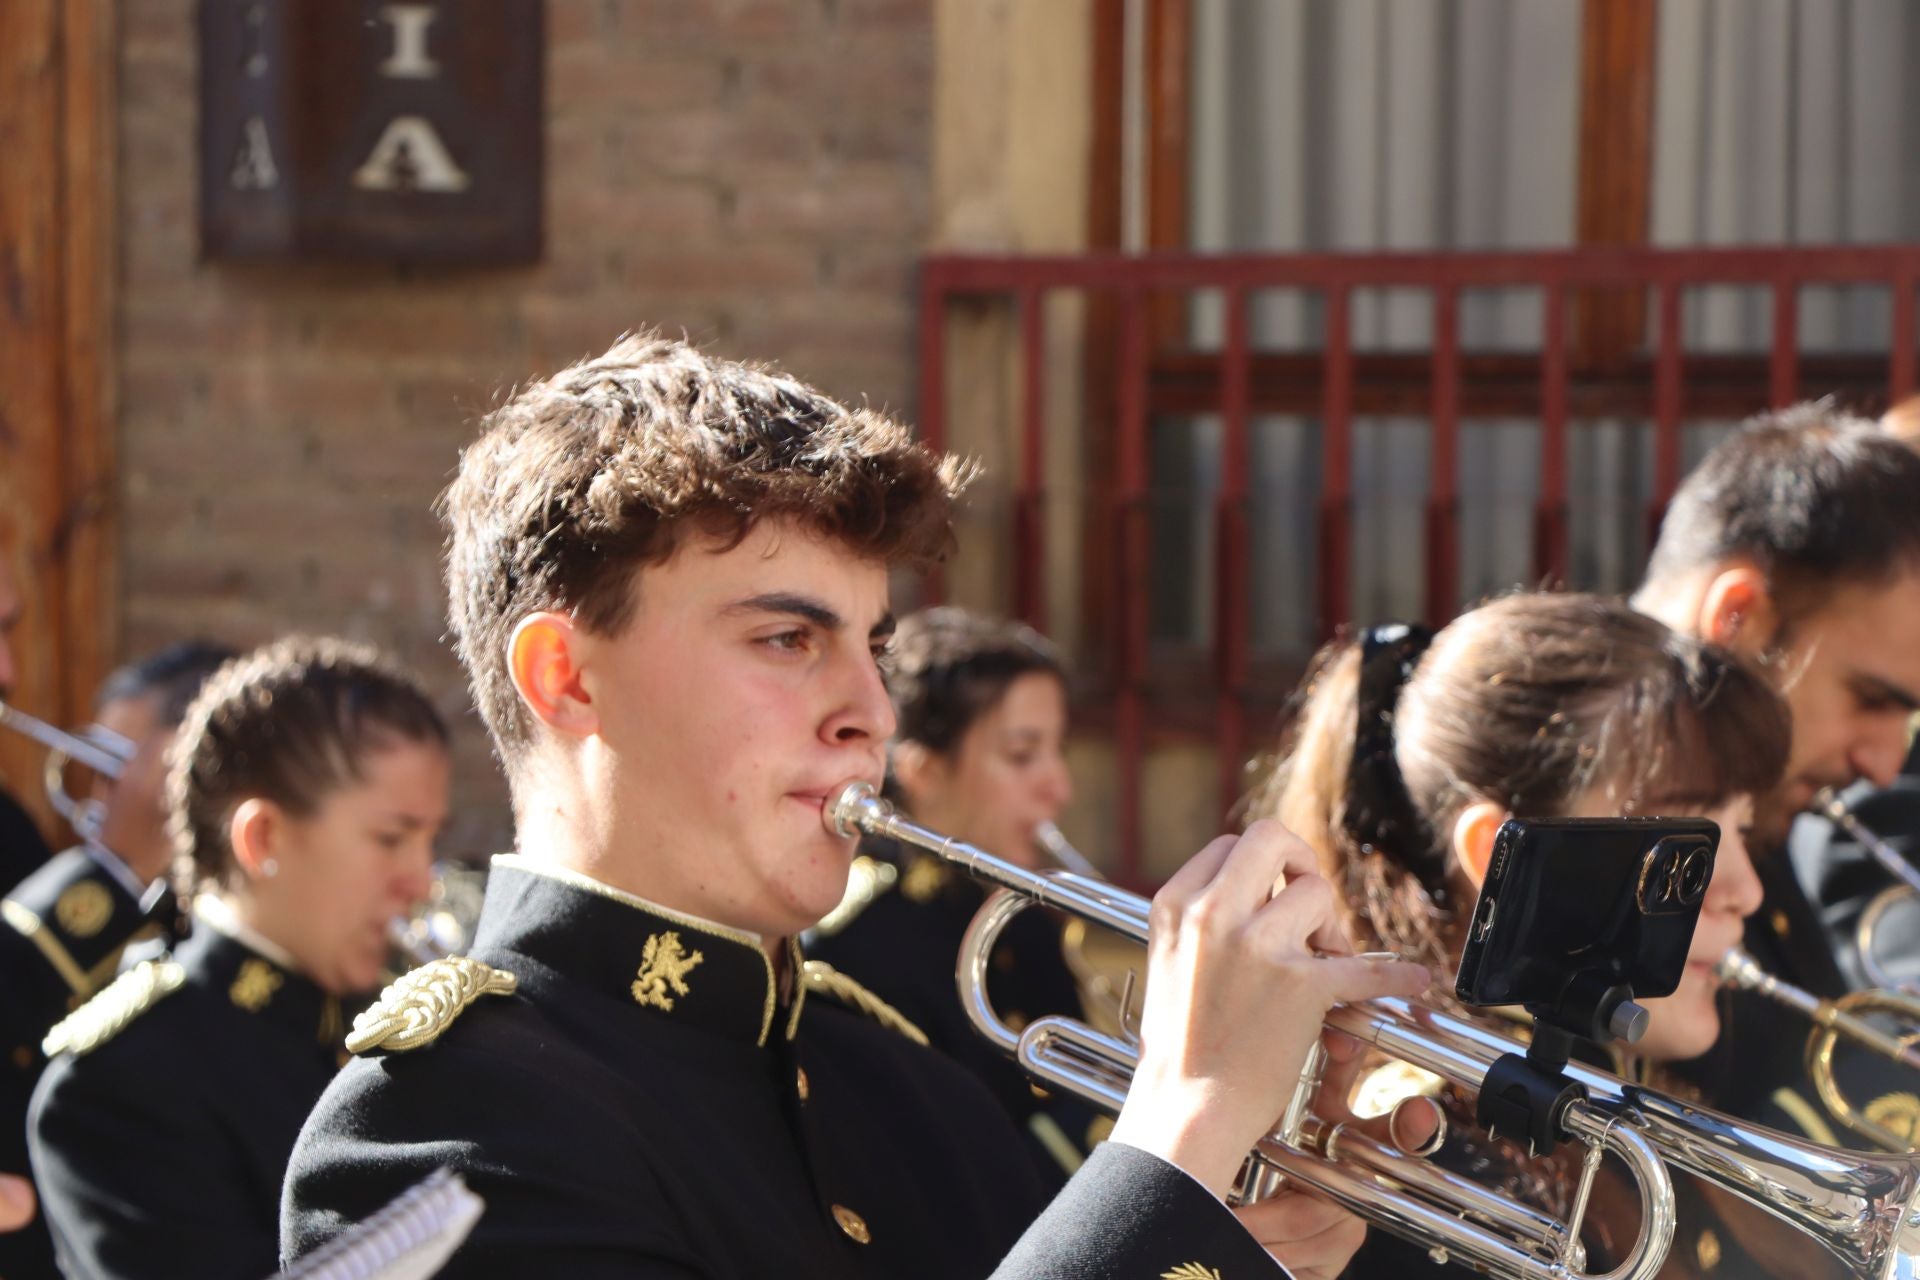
1474,972,1649,1157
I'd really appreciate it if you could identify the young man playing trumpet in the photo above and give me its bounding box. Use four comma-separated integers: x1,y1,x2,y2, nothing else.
280,332,1430,1279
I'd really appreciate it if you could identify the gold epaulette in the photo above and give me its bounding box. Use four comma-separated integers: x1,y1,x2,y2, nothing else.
345,956,518,1054
800,960,928,1047
810,855,898,937
42,959,186,1058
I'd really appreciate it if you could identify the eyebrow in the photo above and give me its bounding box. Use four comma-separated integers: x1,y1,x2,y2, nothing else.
1850,671,1920,714
722,592,896,640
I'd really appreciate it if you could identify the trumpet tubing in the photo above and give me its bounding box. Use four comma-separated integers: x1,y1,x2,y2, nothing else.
0,700,134,840
826,781,1920,1280
826,781,1676,1280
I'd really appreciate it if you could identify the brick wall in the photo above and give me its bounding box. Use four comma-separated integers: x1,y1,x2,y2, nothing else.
117,0,934,854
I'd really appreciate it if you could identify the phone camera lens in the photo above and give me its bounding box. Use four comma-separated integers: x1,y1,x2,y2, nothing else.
1678,846,1711,905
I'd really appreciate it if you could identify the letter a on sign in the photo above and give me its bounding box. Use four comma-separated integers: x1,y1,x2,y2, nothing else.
351,116,470,192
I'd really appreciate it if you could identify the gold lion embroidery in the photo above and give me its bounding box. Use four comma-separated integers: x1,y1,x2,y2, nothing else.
54,881,113,939
1865,1091,1920,1146
229,959,284,1011
1162,1265,1223,1280
631,932,704,1011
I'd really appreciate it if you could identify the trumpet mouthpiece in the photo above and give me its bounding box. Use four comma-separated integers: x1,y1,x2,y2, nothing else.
823,780,883,839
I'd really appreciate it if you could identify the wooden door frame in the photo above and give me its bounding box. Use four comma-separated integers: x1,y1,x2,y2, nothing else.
0,0,119,835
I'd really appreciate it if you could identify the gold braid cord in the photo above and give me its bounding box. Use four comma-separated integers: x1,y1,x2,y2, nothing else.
800,960,928,1047
43,959,187,1058
346,956,519,1054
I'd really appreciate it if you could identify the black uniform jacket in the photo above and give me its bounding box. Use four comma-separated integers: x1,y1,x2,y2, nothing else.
0,846,159,1280
28,920,350,1280
282,857,1286,1280
806,839,1105,1179
0,784,52,896
1678,843,1920,1154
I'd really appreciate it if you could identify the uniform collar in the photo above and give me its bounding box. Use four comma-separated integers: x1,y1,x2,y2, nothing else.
476,855,805,1049
183,902,346,1051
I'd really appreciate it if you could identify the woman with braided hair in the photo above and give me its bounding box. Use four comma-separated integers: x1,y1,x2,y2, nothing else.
26,637,451,1280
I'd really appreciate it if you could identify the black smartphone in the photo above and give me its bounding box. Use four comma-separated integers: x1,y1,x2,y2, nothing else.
1454,816,1720,1009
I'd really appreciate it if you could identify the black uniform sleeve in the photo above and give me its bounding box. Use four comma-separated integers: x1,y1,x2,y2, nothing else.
30,1051,277,1280
988,1142,1289,1280
283,1051,707,1280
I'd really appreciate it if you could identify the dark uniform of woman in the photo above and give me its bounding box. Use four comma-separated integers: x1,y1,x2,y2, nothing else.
807,836,1104,1181
0,846,165,1279
29,918,350,1280
283,858,1285,1280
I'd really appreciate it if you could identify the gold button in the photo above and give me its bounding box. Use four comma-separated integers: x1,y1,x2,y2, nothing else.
1695,1226,1722,1271
1772,909,1790,937
796,1067,810,1101
831,1204,870,1245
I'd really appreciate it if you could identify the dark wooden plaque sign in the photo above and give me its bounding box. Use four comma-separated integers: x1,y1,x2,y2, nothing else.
199,1,543,262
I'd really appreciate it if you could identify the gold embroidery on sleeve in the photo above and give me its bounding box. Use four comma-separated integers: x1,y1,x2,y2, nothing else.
1162,1265,1223,1280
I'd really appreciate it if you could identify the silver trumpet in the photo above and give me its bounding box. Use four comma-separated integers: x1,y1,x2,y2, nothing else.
825,781,1920,1280
0,699,133,842
1815,787,1920,995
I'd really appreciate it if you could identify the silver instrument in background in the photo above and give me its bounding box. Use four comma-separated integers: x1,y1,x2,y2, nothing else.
388,861,488,966
0,699,133,842
1716,946,1920,1152
825,780,1920,1280
1034,820,1101,879
1815,787,1920,994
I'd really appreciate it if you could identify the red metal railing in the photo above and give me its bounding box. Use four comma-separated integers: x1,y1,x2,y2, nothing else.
918,245,1920,883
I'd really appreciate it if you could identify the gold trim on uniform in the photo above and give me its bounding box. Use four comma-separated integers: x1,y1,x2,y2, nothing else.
1864,1091,1920,1146
230,958,285,1011
830,1204,870,1245
42,959,186,1057
492,854,780,1046
2,898,91,996
631,932,705,1012
1770,1086,1841,1148
811,855,897,937
1162,1265,1223,1280
54,880,113,939
800,961,929,1046
795,1067,810,1101
1695,1227,1723,1271
347,955,519,1054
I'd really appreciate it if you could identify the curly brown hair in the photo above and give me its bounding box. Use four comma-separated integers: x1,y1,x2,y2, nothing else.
167,636,449,893
442,331,970,769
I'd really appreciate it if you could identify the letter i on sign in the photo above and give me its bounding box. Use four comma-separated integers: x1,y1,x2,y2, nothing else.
353,4,471,193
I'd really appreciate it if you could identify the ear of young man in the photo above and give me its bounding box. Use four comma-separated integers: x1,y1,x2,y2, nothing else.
1694,561,1779,656
508,612,600,739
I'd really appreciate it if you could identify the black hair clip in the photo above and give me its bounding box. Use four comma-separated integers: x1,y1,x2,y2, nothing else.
1344,623,1443,895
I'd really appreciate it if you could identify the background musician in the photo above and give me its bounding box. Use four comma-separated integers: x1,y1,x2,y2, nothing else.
1631,405,1920,1144
1250,592,1802,1278
806,606,1101,1179
0,551,54,894
281,331,1430,1280
28,637,449,1280
0,640,233,1279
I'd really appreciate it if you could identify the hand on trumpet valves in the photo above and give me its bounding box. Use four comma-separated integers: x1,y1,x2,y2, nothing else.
1106,818,1432,1200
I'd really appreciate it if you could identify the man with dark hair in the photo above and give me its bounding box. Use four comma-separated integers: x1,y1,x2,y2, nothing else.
0,640,235,1278
282,332,1429,1279
1634,402,1920,1146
